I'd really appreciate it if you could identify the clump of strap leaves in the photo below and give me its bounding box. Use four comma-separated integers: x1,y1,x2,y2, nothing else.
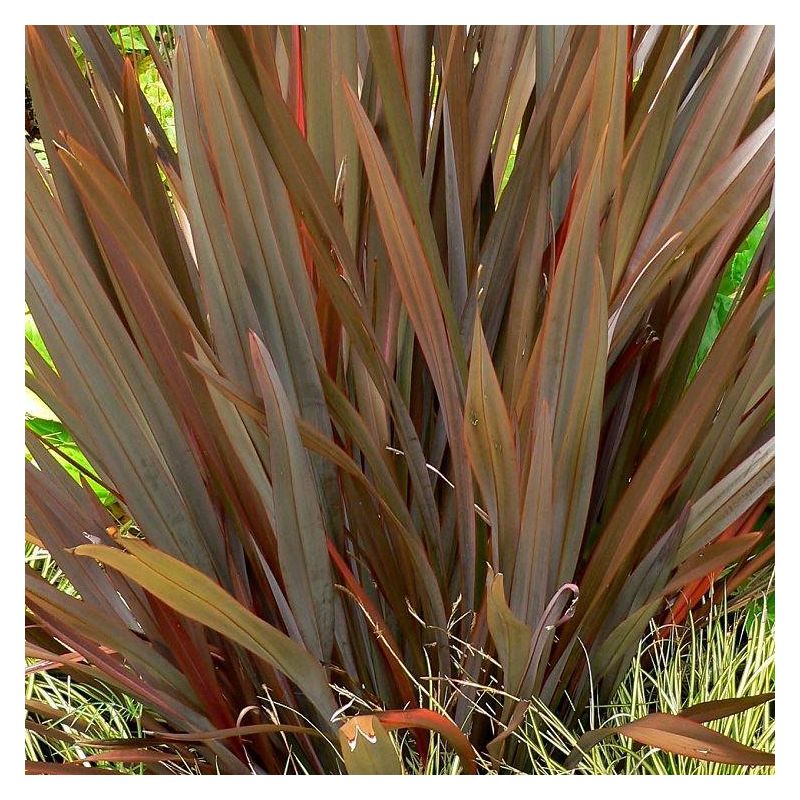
26,25,774,774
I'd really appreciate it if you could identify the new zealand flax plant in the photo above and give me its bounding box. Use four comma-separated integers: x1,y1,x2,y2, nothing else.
25,25,775,774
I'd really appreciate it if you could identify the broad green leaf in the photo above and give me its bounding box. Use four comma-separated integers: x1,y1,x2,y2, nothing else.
486,571,533,699
74,539,338,730
465,316,520,574
338,716,402,775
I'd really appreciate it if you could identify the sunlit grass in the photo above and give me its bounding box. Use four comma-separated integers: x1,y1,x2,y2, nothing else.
512,597,775,775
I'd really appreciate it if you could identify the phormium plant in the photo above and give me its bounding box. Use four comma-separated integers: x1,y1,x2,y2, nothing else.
25,25,775,774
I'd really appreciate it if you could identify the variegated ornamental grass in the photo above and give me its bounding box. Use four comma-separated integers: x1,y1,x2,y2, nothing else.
25,25,774,774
